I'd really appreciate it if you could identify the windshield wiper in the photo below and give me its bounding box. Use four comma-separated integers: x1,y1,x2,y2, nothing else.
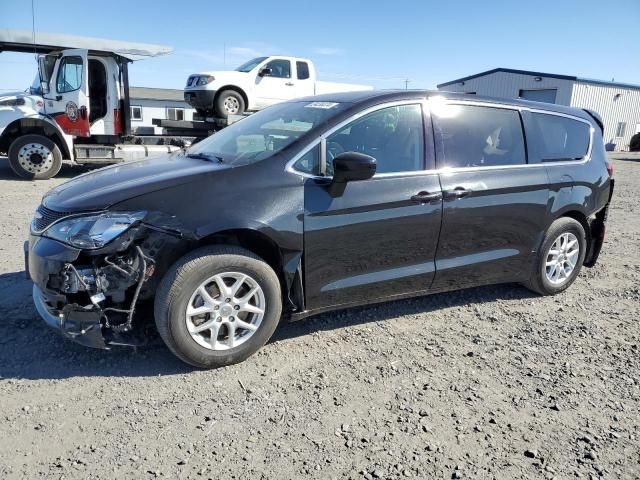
186,153,224,163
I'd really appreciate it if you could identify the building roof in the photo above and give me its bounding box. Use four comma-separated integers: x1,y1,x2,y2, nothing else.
130,87,185,102
0,29,172,61
437,67,640,91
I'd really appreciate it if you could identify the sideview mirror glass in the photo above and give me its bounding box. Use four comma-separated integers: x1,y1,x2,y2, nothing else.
37,55,50,94
258,67,272,77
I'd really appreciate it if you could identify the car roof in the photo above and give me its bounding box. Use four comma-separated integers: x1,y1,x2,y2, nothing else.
291,89,592,121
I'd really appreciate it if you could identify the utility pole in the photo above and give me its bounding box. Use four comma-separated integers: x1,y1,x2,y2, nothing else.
404,78,410,90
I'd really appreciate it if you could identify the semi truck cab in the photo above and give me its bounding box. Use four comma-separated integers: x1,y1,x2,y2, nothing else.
0,29,177,179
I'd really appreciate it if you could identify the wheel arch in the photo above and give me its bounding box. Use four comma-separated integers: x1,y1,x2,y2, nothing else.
197,228,301,311
0,117,72,159
214,86,249,111
554,209,594,265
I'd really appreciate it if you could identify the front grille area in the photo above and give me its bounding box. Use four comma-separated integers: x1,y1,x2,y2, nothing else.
32,205,70,232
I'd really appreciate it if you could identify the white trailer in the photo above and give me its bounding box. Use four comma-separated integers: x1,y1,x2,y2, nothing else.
0,29,185,179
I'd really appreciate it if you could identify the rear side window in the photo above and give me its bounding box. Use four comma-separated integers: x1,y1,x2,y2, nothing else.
531,113,590,161
433,104,526,168
297,61,310,80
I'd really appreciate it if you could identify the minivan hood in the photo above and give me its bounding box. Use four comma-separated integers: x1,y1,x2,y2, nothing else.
43,153,230,212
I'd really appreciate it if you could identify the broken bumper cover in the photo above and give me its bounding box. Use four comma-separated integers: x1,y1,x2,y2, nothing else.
33,284,108,349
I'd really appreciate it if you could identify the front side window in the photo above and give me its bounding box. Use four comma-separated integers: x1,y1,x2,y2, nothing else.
433,104,526,168
131,105,142,121
325,104,424,175
188,100,349,166
531,112,590,161
297,61,310,80
167,108,184,121
264,59,291,78
56,56,83,93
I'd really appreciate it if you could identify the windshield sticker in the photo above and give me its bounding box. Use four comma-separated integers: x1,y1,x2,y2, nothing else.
305,102,340,109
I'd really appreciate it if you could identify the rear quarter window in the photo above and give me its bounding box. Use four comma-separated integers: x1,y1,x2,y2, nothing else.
531,113,591,161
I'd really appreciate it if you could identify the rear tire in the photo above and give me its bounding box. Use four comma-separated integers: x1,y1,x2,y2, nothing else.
8,134,63,180
154,245,282,368
214,90,245,118
525,217,586,295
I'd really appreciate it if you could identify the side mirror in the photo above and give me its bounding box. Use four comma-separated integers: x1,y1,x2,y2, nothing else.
258,67,273,77
37,55,50,94
328,152,376,197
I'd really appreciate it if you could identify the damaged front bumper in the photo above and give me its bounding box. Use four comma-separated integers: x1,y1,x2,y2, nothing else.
33,284,108,349
26,219,187,349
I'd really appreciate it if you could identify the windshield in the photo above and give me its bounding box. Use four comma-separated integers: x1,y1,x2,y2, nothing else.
187,101,349,165
29,74,42,95
29,55,56,95
235,57,268,73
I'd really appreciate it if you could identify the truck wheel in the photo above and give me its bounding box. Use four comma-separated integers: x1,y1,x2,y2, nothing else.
8,134,63,180
154,245,282,368
215,90,245,118
524,217,586,295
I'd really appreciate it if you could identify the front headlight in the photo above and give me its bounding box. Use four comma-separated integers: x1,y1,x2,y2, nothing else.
43,211,146,249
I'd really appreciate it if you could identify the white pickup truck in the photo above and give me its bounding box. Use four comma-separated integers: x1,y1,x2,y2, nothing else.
184,56,372,118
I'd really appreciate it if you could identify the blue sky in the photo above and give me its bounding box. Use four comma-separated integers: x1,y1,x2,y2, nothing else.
1,0,638,92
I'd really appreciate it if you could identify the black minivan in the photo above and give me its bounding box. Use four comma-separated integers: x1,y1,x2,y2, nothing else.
27,90,614,368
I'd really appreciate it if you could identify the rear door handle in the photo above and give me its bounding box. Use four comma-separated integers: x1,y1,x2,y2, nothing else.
443,187,472,201
411,191,442,204
285,82,294,86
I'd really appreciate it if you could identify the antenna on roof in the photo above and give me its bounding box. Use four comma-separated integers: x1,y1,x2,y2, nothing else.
31,0,37,59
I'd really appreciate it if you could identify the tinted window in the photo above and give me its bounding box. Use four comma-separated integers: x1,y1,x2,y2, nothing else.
56,56,83,93
434,104,526,168
326,104,424,175
531,113,590,161
265,59,291,78
297,61,310,80
131,106,142,120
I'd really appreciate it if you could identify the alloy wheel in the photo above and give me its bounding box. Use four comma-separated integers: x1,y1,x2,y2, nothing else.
185,272,265,350
545,232,580,285
223,96,240,114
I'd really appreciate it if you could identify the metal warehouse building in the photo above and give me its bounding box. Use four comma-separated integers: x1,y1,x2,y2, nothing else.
129,87,195,135
437,68,640,151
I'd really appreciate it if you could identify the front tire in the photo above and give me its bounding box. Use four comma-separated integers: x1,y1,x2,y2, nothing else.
8,134,63,180
525,217,586,295
154,245,282,368
214,90,245,118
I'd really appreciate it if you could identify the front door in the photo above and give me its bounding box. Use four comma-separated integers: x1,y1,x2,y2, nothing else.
302,102,443,310
253,58,295,108
47,49,90,137
430,100,550,290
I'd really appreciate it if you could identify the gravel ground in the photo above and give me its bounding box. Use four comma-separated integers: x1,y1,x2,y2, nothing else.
0,154,638,480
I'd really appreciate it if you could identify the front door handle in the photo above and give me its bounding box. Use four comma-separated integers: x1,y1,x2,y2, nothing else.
285,82,294,86
443,187,472,201
411,191,442,204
